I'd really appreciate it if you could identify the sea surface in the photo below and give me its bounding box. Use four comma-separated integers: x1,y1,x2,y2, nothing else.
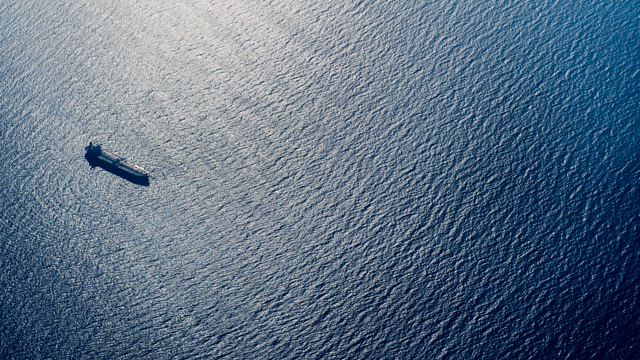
1,0,639,358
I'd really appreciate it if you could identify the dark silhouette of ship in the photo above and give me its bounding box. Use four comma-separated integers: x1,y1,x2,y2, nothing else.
85,142,150,186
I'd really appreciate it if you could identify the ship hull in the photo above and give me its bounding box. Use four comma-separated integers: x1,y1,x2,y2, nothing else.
85,144,150,186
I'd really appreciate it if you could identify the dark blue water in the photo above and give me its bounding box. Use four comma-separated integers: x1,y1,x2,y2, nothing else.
1,0,639,358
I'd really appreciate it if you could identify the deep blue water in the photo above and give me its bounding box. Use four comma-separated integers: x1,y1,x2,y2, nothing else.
1,0,639,358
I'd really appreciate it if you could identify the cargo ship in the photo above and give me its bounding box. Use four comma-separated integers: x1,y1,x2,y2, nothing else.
85,142,150,185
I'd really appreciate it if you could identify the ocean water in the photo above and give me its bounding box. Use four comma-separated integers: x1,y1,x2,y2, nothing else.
1,0,638,358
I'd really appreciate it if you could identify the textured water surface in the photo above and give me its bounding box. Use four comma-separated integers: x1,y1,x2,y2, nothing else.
1,0,639,358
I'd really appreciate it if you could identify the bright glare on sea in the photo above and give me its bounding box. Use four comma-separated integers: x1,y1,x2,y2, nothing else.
1,0,639,359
